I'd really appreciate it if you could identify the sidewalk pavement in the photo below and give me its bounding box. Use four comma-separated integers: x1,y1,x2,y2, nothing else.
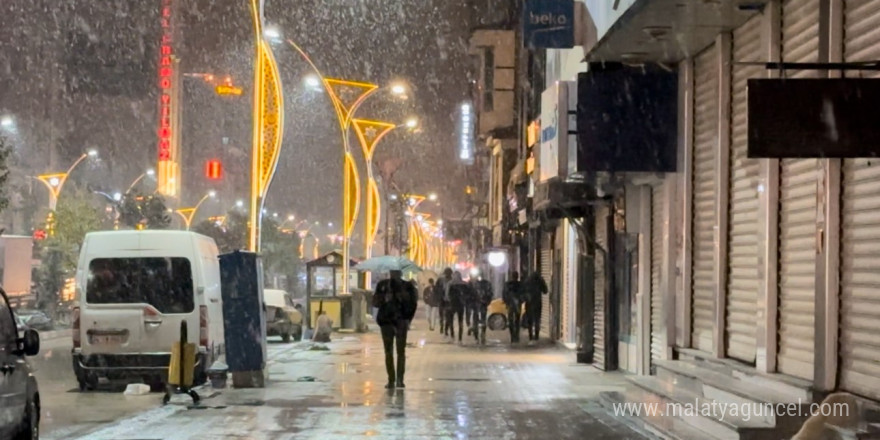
65,321,652,440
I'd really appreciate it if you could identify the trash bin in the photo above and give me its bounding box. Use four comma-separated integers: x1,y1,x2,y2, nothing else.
219,251,267,388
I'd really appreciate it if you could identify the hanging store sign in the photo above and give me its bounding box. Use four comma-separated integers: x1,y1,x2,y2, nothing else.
527,120,541,148
539,81,576,182
523,0,576,49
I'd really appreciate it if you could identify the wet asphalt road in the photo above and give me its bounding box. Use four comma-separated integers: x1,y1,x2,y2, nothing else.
30,333,158,439
65,321,651,440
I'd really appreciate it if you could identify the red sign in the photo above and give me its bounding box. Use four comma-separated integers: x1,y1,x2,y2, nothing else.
33,229,47,241
205,159,222,180
157,0,174,162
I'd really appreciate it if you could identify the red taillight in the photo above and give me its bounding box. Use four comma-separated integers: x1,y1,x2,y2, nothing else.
199,305,208,347
143,305,160,318
72,307,81,348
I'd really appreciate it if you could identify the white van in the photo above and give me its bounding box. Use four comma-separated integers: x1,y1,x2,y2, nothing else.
71,230,224,390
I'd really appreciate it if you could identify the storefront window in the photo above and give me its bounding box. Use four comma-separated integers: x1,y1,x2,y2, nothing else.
311,267,334,298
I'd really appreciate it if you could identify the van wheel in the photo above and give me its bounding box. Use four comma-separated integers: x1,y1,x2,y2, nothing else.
281,333,291,343
78,375,97,392
293,328,303,342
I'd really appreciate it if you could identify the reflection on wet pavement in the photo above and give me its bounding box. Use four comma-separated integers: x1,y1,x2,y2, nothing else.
66,325,651,439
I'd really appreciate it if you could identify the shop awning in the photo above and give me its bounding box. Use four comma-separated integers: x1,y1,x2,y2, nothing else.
532,180,595,220
584,0,764,64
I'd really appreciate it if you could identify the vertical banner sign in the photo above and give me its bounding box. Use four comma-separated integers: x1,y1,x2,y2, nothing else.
523,0,576,49
157,0,179,197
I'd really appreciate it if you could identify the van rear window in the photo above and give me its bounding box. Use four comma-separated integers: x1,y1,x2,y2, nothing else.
86,258,194,313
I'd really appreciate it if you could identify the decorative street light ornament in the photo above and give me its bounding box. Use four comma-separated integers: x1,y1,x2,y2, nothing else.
215,84,244,96
248,0,285,253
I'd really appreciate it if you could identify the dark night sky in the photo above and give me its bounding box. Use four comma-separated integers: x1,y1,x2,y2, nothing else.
178,0,481,225
0,0,492,233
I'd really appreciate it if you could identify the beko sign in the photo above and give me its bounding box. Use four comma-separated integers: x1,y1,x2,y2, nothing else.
539,81,576,182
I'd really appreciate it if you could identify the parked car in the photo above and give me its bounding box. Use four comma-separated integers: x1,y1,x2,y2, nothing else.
14,315,28,334
15,310,52,331
72,230,225,391
265,289,303,342
0,287,41,439
486,298,526,331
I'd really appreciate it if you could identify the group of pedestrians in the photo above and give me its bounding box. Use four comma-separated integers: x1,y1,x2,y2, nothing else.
370,267,550,389
422,267,547,345
502,271,549,343
423,268,494,344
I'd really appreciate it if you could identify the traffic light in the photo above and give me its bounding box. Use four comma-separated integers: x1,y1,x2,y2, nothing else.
33,229,47,241
205,159,222,180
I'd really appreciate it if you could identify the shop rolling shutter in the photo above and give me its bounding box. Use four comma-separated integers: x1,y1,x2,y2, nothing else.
651,184,665,363
691,44,718,353
540,240,552,336
839,0,880,400
776,0,819,381
594,206,609,370
725,16,762,364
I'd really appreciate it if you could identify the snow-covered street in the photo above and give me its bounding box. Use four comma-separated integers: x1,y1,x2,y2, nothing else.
49,324,649,440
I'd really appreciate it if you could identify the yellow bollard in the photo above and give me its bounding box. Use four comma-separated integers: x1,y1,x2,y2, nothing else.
164,320,200,405
168,340,196,387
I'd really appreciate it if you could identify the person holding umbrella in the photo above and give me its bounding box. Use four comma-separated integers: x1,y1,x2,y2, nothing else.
373,269,418,389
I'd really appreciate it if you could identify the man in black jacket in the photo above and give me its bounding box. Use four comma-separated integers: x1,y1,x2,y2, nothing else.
373,270,418,389
524,272,549,341
503,272,525,344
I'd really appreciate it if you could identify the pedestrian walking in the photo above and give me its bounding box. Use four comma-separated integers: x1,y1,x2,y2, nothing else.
444,271,467,342
373,269,418,389
502,271,525,344
423,278,440,331
464,278,479,339
471,277,493,344
436,268,453,336
524,272,549,341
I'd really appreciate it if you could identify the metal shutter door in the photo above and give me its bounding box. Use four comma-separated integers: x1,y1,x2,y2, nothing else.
691,44,718,353
651,184,665,363
839,0,880,400
540,241,552,335
593,206,609,370
725,16,762,364
776,0,819,381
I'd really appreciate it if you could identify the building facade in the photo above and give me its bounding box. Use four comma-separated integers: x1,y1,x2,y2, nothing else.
473,0,880,436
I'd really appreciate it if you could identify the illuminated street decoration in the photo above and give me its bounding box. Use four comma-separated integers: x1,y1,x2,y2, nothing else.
215,84,244,96
344,153,360,239
285,40,380,295
157,0,181,198
248,0,285,252
352,118,397,258
352,119,396,160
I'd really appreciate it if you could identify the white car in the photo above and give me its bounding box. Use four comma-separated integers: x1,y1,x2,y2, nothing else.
264,289,303,342
72,230,225,391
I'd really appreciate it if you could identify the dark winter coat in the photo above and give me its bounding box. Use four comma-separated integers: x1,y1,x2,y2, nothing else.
524,273,549,304
423,284,440,307
474,280,493,307
502,280,525,309
373,278,418,326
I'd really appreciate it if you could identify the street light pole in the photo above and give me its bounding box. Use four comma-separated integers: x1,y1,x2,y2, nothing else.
125,169,156,195
35,149,98,211
176,191,216,230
